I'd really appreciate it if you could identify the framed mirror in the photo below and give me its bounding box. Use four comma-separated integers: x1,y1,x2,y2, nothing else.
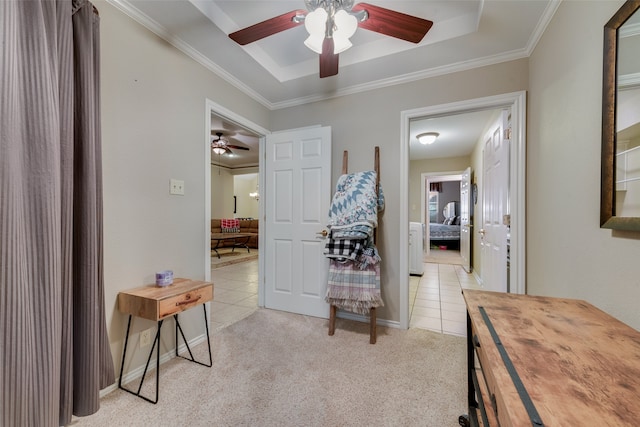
601,0,640,230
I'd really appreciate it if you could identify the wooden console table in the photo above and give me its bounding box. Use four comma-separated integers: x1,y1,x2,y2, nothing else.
118,278,213,403
460,289,640,427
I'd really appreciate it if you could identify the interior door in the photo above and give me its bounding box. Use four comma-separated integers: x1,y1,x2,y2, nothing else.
264,126,332,318
460,167,472,273
480,111,509,292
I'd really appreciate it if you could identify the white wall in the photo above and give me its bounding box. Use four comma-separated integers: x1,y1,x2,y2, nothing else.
234,173,259,219
211,166,235,218
99,0,270,372
271,59,529,322
528,0,640,329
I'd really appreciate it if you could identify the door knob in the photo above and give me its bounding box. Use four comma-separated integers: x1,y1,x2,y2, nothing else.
479,229,485,236
316,230,328,238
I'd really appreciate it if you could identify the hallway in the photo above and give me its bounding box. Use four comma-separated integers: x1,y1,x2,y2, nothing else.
409,259,481,337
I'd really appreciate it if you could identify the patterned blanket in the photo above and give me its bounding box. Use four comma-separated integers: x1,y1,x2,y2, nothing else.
327,171,384,232
325,259,384,315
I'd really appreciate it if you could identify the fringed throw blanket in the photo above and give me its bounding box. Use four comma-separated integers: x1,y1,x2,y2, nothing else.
326,259,384,315
324,170,384,314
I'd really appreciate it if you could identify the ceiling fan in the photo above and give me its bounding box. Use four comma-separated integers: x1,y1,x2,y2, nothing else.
211,132,250,156
229,0,433,78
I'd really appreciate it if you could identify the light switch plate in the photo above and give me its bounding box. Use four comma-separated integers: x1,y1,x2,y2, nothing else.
170,179,184,195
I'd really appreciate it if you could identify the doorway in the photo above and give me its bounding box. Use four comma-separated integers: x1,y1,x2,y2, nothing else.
204,99,269,309
400,91,527,330
422,173,462,259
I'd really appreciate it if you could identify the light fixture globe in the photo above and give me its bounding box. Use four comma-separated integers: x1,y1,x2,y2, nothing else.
212,146,225,155
333,10,357,54
417,132,439,145
304,8,328,54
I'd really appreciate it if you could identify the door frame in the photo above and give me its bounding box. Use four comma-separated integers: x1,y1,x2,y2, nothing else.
204,99,269,306
399,91,527,329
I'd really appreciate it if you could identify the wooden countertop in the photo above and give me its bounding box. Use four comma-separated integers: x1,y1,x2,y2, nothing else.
463,289,640,427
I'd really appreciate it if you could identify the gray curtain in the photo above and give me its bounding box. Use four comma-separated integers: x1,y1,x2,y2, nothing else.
0,0,115,425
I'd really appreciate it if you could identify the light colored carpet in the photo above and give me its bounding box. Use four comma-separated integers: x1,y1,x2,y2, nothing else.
211,248,258,269
75,309,467,426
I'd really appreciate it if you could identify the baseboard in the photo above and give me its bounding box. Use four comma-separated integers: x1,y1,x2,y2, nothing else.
336,310,401,329
472,270,482,287
100,332,208,398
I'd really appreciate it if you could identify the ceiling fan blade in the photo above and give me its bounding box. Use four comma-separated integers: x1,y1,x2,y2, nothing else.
353,3,433,44
227,145,250,151
319,38,339,78
229,10,306,45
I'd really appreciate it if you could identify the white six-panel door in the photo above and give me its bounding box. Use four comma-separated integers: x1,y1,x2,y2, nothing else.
264,126,332,318
460,167,472,273
480,112,509,292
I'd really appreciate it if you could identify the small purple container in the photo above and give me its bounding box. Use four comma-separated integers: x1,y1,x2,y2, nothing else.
155,270,173,287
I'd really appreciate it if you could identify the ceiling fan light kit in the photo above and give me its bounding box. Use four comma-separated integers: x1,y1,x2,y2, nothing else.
211,131,250,156
229,1,433,78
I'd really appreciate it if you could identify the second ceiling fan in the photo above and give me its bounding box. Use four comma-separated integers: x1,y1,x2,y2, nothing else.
229,1,433,78
211,132,250,156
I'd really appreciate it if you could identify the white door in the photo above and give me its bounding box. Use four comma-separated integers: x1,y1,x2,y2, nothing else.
460,167,472,273
264,126,332,318
480,111,509,292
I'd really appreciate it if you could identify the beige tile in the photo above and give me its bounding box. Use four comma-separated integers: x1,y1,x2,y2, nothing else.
441,308,466,322
442,319,466,337
411,316,442,333
411,305,441,318
441,301,466,313
413,298,440,309
236,294,258,308
440,293,465,304
409,258,480,339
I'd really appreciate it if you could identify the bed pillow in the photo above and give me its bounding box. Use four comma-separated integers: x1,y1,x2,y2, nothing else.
453,216,461,225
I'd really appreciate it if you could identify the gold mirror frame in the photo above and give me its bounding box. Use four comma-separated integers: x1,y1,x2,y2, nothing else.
601,0,640,230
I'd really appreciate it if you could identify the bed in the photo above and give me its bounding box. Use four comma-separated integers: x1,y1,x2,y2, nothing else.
429,222,461,241
429,200,461,247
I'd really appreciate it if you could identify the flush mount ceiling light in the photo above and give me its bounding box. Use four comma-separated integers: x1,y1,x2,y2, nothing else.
417,132,439,145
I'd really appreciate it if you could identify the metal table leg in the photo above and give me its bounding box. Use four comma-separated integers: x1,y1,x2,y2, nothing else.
119,304,213,404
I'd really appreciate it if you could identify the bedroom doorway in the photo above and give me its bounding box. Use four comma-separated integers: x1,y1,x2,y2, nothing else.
422,173,462,260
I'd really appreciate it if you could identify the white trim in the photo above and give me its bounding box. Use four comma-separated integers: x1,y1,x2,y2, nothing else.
205,99,270,307
108,0,554,111
400,91,527,330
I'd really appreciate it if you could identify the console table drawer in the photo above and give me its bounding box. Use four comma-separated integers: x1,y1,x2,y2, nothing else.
159,286,212,319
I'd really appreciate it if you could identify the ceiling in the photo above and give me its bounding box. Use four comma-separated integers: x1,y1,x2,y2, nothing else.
110,0,557,167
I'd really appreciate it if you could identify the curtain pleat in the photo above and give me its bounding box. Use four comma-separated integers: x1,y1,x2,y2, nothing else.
0,1,114,425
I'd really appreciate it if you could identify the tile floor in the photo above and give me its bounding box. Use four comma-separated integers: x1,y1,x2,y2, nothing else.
210,254,481,337
210,259,259,331
409,261,481,336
